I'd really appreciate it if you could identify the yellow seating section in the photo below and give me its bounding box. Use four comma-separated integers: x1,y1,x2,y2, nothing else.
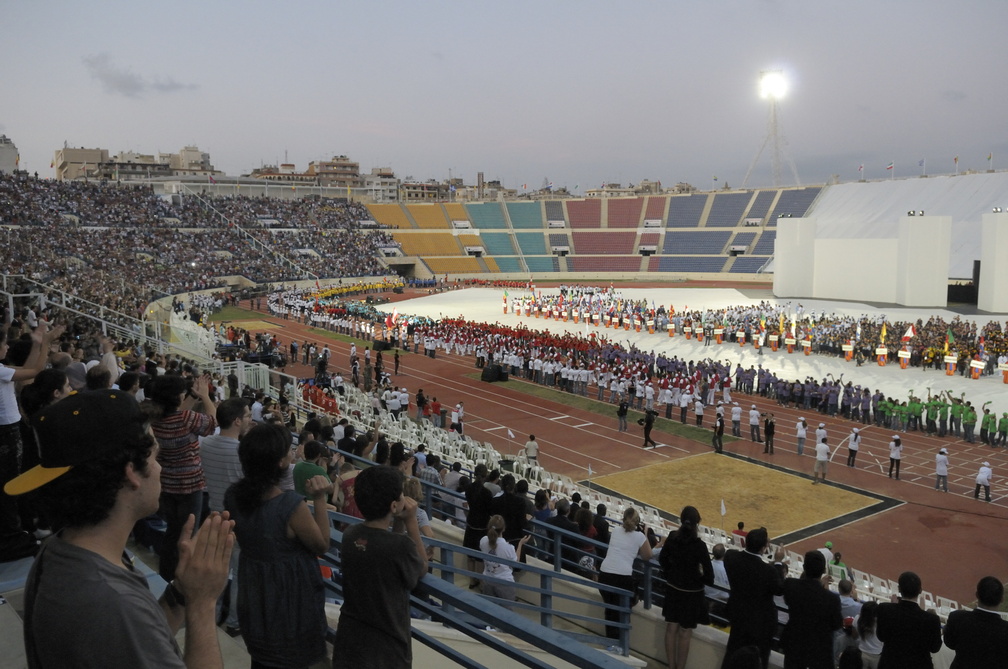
457,234,483,247
406,204,451,229
393,232,463,256
444,203,469,222
367,204,413,229
424,256,484,274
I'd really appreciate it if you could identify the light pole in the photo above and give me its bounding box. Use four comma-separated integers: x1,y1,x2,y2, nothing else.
742,70,801,188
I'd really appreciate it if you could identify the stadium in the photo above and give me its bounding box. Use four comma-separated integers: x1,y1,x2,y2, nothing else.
2,163,1007,668
4,3,1008,665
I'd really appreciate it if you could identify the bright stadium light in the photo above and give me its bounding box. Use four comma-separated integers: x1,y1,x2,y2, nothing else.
759,70,787,99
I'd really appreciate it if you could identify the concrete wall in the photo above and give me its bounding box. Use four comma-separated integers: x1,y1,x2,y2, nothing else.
813,238,898,303
896,215,952,307
978,213,1008,313
773,217,817,298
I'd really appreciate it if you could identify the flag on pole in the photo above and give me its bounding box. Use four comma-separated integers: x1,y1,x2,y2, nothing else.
720,499,727,517
901,325,915,342
886,162,894,170
945,328,954,354
208,174,217,184
507,429,515,439
587,463,593,477
954,155,959,164
880,323,887,342
858,163,864,173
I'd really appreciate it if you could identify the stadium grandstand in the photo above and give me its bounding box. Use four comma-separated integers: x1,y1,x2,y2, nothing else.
2,168,1008,669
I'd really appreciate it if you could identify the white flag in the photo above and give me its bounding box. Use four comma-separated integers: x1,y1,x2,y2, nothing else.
720,499,727,517
587,463,593,477
507,429,515,439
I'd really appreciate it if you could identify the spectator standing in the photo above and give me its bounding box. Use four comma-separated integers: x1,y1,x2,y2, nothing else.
225,424,331,669
660,506,714,669
598,507,652,643
721,527,782,669
333,466,428,669
942,576,1008,668
780,550,842,669
145,373,218,581
875,571,942,669
7,390,233,668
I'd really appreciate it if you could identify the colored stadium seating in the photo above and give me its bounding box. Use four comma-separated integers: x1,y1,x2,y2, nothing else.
649,256,729,273
367,203,413,228
746,190,776,221
393,232,463,256
492,256,525,273
728,256,770,273
571,231,635,255
644,196,668,221
606,198,644,228
525,256,559,272
666,193,708,227
566,199,602,228
751,229,777,255
730,232,757,248
544,200,565,224
480,232,517,255
568,255,643,272
465,202,508,229
506,202,544,228
706,192,751,227
662,230,732,255
767,186,822,226
406,204,450,229
515,232,547,255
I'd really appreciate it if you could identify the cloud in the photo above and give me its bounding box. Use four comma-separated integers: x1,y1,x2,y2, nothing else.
940,90,966,103
82,53,197,98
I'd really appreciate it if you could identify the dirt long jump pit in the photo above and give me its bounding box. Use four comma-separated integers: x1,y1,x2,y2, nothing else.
586,452,900,544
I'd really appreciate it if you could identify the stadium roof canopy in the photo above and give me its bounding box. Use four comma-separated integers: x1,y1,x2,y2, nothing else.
806,172,1007,279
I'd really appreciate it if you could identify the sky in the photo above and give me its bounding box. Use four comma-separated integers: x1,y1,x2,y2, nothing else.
4,1,1008,192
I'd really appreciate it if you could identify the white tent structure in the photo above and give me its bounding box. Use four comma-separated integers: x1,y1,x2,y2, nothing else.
773,171,1008,310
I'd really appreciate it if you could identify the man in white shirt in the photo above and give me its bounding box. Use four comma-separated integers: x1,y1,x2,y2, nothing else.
975,462,993,502
749,405,763,442
935,447,949,492
813,438,831,484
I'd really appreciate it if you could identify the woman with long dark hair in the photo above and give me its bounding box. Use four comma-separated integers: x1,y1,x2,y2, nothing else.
659,505,713,669
225,424,332,669
854,600,883,669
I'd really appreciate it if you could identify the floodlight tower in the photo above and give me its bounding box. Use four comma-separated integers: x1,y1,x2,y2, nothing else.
742,70,801,188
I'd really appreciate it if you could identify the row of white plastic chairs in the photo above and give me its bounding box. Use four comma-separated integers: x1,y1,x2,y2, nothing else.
326,381,968,622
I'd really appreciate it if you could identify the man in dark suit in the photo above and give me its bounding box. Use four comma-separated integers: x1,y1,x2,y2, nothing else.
875,571,942,669
542,498,580,567
780,551,842,669
943,576,1008,668
721,527,783,669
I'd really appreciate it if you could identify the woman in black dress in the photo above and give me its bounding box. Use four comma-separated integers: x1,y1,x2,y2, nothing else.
659,505,714,669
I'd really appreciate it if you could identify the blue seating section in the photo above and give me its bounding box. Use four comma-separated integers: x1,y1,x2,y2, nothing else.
728,256,770,273
662,230,731,255
544,200,565,223
666,194,707,227
507,202,544,228
767,187,821,226
526,256,559,272
493,256,524,273
465,202,507,229
515,232,547,255
652,256,729,273
480,232,516,255
706,192,750,227
746,190,775,220
731,232,757,248
751,229,776,255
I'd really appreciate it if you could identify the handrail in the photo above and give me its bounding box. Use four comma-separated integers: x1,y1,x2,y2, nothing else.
321,512,630,666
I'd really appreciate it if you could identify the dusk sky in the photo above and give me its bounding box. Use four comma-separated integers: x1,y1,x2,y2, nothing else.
4,1,1006,192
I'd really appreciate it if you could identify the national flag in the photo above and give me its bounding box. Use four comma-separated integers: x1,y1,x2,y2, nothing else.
919,159,925,167
50,161,54,168
522,183,527,190
449,185,456,192
979,335,986,359
548,181,553,190
507,428,515,439
988,153,993,161
15,154,19,166
208,174,217,184
880,323,887,342
858,164,864,173
945,328,954,354
886,162,894,170
504,289,508,299
954,155,959,164
720,499,727,517
713,176,718,181
901,325,915,342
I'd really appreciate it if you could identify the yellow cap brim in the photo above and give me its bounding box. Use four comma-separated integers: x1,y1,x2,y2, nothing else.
3,465,72,496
